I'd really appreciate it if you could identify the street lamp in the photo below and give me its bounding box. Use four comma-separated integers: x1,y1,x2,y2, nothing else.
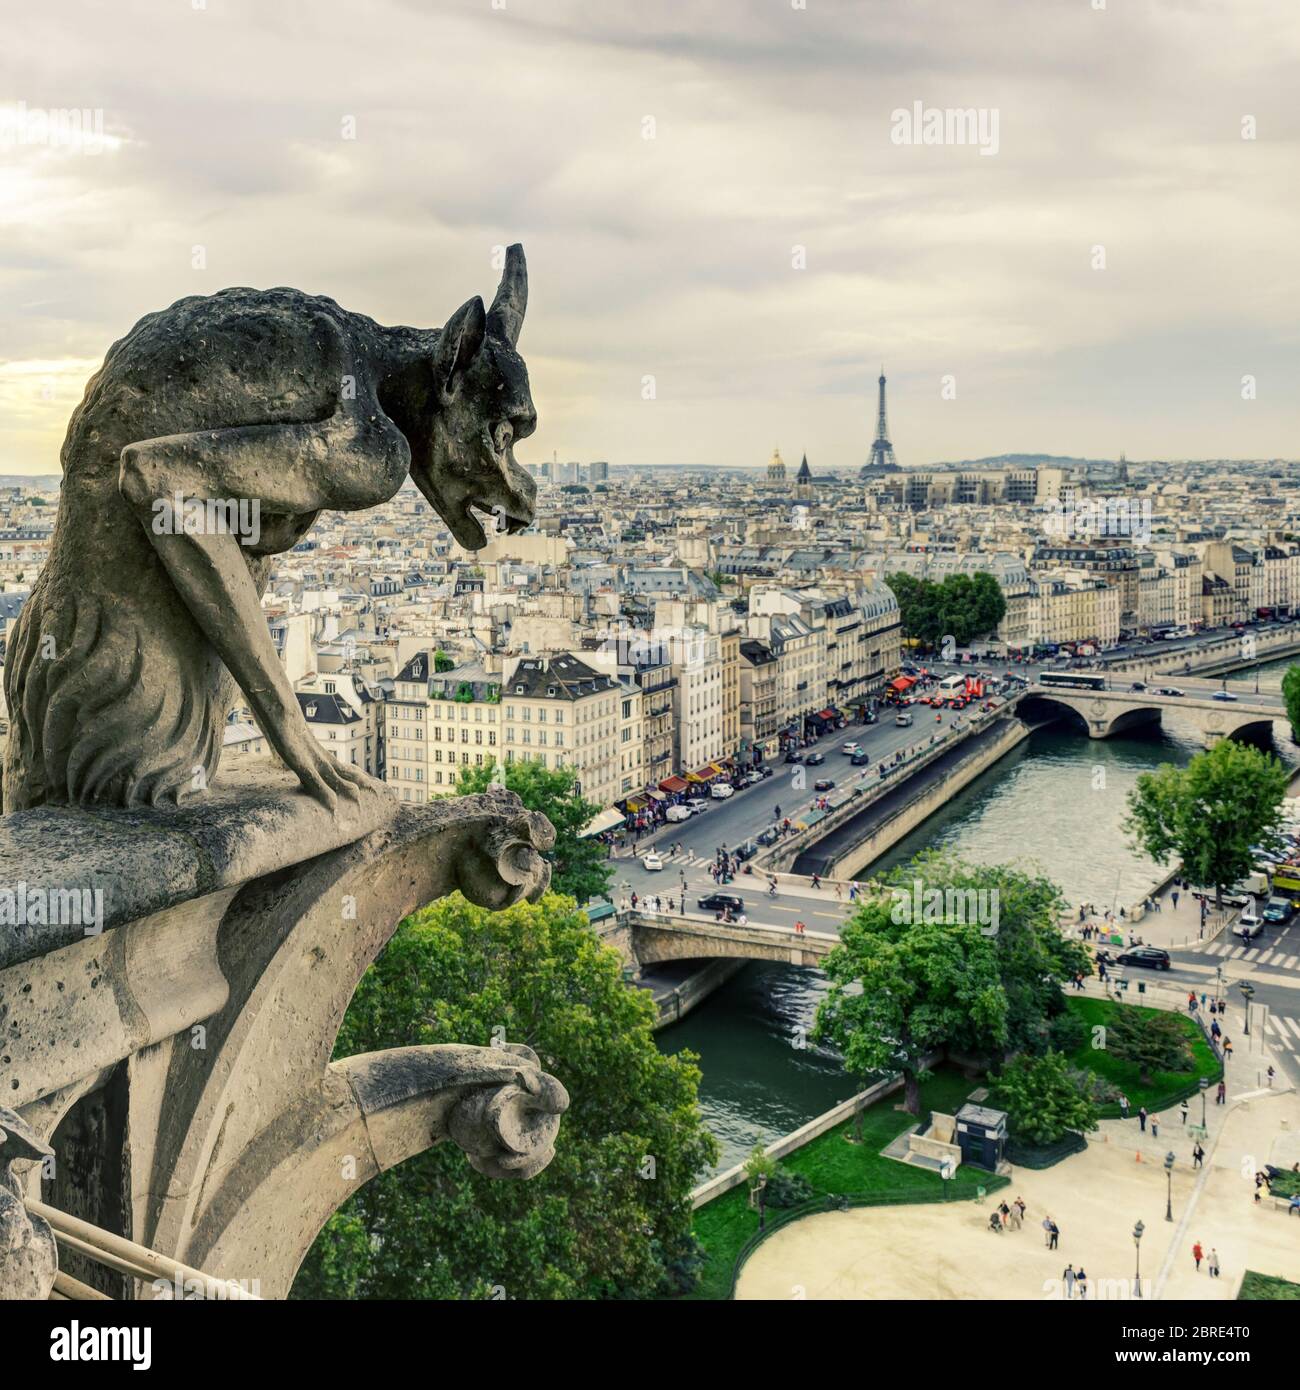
1164,1152,1176,1222
1133,1220,1145,1298
1199,1076,1209,1128
1240,981,1255,1036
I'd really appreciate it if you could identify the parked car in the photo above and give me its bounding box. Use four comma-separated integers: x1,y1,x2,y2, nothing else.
863,711,878,725
1261,895,1295,925
1212,690,1239,702
665,804,692,823
806,751,825,766
710,782,734,799
698,892,744,913
784,751,804,764
758,765,774,778
895,713,913,727
814,778,835,792
642,852,664,871
1116,946,1172,971
687,799,709,815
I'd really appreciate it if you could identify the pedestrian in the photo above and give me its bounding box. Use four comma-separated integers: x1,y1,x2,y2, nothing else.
1062,1263,1077,1299
794,919,806,936
1211,1019,1221,1042
999,1199,1011,1228
1172,889,1180,911
1042,1216,1053,1248
1151,1115,1159,1139
1192,1240,1203,1272
1118,1093,1130,1120
630,891,638,910
1049,1220,1060,1251
834,881,843,901
1223,1036,1233,1060
811,873,821,890
1188,990,1197,1012
1216,1079,1226,1105
1192,1142,1205,1169
1015,1196,1026,1226
1138,1105,1148,1133
1075,1266,1088,1300
1267,1065,1275,1088
1208,1248,1220,1278
1180,1099,1189,1125
1209,999,1217,1017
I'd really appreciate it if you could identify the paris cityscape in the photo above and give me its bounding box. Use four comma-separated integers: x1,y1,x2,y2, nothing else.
2,0,1298,1359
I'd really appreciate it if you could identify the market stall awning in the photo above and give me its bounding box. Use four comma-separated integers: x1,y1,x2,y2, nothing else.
817,709,837,721
580,807,625,838
659,775,688,794
889,676,916,692
624,797,648,812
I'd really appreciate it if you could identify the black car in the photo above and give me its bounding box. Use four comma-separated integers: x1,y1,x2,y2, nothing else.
814,778,835,792
863,711,878,725
806,751,825,766
758,765,774,778
1116,946,1171,971
698,892,744,913
851,752,870,766
784,751,804,764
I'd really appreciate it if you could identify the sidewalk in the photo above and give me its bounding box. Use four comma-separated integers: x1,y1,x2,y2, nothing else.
1065,878,1232,953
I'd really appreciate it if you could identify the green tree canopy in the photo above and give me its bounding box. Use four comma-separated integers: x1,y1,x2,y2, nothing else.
1282,665,1300,742
991,1049,1100,1144
454,759,613,904
294,892,718,1300
1124,739,1289,910
884,571,1007,648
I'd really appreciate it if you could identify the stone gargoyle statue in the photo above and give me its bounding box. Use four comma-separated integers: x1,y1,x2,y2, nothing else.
2,246,537,818
0,1107,57,1301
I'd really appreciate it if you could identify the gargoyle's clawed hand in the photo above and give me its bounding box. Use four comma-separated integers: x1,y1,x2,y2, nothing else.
445,1044,569,1180
283,731,386,818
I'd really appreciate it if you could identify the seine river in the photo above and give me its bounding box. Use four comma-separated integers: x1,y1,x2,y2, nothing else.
659,663,1299,1175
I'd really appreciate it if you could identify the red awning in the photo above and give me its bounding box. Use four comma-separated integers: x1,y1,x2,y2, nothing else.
659,776,688,794
817,709,837,720
890,676,916,691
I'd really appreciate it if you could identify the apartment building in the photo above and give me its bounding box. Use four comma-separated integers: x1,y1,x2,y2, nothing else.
666,628,724,773
739,639,780,754
385,654,502,800
502,653,632,809
1031,571,1121,647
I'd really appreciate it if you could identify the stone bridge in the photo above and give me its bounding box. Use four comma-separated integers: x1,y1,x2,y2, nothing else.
624,910,837,968
1025,684,1282,747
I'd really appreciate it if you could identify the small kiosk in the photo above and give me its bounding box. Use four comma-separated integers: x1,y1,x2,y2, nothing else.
954,1103,1008,1173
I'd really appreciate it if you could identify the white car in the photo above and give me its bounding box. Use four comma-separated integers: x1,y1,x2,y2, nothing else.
842,742,862,756
642,852,664,872
1237,907,1263,940
664,804,692,823
710,782,734,799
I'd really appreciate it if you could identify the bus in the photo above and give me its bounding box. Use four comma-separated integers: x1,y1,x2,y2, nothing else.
937,674,966,695
1038,672,1107,692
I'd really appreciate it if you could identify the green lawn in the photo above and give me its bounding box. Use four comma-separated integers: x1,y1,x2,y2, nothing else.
1239,1270,1300,1300
687,1066,1006,1300
1061,997,1221,1113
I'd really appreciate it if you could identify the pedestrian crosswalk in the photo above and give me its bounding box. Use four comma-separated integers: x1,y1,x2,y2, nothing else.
1266,1015,1300,1053
1195,939,1300,971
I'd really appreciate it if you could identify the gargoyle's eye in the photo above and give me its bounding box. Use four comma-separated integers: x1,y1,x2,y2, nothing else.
494,422,513,453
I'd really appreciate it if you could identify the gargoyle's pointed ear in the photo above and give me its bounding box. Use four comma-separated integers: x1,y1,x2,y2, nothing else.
486,243,527,347
432,295,487,399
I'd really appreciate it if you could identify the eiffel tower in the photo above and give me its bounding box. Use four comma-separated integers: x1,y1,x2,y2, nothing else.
862,368,899,475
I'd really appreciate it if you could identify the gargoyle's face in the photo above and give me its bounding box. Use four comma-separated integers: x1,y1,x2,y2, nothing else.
407,244,539,551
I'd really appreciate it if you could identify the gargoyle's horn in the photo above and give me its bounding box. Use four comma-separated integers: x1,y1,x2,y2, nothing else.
486,243,527,347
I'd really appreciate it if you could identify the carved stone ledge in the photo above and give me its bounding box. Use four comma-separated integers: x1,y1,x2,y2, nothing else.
0,766,562,1298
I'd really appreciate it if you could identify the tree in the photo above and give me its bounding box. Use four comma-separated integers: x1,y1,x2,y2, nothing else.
454,759,613,904
814,904,1007,1119
1125,739,1289,911
432,649,455,673
1106,1008,1193,1085
992,1050,1100,1144
1282,665,1300,743
884,571,1007,649
294,892,718,1300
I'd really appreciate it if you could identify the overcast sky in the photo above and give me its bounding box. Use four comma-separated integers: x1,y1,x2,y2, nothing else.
2,0,1298,478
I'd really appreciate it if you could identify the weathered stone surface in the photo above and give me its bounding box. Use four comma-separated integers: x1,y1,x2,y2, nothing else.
2,246,536,815
0,1107,57,1300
